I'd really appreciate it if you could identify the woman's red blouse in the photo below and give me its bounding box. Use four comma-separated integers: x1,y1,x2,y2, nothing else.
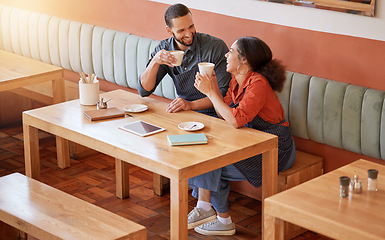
223,71,288,128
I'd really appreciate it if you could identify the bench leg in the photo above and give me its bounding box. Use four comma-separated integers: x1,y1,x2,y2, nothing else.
116,158,130,199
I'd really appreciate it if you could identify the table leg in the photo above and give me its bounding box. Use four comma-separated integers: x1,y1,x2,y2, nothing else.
153,174,169,196
170,177,188,240
115,158,130,199
52,76,65,104
23,124,40,180
56,136,70,169
263,214,284,240
153,173,163,196
262,147,278,199
261,147,279,238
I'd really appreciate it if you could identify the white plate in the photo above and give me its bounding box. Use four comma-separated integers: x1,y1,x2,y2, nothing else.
178,122,204,131
123,104,149,113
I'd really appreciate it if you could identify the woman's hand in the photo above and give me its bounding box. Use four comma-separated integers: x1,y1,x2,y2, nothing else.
194,72,218,96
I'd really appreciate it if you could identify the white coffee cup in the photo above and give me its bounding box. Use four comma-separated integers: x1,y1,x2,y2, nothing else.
198,62,215,76
169,50,184,66
79,80,100,105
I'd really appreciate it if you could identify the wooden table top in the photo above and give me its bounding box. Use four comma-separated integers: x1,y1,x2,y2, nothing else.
0,50,63,91
23,89,277,180
264,159,385,240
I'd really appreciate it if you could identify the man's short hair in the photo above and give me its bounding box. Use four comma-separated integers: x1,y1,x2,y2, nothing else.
164,3,191,28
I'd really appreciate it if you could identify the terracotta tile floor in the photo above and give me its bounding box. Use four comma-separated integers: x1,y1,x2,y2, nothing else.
0,123,332,240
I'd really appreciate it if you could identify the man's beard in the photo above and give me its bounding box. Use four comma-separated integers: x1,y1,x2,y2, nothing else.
172,31,195,47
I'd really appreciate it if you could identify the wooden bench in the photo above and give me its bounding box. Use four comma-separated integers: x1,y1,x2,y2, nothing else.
0,173,146,240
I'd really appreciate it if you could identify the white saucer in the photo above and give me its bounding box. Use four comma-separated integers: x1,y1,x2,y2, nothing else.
178,122,204,131
123,104,149,113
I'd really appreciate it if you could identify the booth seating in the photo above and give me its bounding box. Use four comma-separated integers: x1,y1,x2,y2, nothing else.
0,173,146,240
2,4,385,239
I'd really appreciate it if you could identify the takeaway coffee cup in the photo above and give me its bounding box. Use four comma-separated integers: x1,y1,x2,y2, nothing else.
170,50,184,66
198,62,215,76
79,80,100,105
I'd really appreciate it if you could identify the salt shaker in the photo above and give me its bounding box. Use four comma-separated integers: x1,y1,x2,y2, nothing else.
368,169,378,191
97,98,108,109
340,176,350,198
349,175,362,194
97,97,113,110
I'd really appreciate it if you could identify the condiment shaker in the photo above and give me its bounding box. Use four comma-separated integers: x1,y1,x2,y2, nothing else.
97,98,108,109
349,175,362,194
97,97,113,110
368,169,378,191
340,176,350,198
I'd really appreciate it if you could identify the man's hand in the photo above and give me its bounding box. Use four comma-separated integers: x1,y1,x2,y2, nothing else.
153,50,177,67
167,97,192,113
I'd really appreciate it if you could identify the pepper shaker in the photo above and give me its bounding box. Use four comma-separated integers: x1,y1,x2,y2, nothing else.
340,176,350,198
368,169,378,191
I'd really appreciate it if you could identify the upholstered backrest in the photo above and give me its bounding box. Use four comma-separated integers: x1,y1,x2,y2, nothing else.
1,4,384,161
276,72,385,160
0,4,177,100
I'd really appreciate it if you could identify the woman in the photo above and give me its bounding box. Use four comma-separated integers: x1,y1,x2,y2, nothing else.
189,36,296,236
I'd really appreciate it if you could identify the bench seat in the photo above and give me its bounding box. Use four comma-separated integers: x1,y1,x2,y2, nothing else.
0,173,146,240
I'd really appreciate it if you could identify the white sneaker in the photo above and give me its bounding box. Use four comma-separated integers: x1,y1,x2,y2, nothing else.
187,207,216,229
194,219,236,236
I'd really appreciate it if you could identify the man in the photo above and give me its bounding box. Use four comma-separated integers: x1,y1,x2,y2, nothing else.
138,3,231,115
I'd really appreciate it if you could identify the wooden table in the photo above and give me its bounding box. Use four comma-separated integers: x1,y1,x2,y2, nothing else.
23,89,278,240
264,159,385,240
1,49,66,167
0,50,65,104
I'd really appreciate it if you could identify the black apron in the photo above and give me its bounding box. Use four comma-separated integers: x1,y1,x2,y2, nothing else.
167,42,216,116
229,90,294,188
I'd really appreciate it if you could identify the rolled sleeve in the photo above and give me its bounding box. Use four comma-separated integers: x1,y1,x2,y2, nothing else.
137,41,170,97
138,65,168,97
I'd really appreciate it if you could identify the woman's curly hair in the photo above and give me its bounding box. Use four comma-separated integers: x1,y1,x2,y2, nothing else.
237,36,286,92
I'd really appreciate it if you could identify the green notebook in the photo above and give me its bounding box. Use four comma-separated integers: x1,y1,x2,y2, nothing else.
167,133,208,146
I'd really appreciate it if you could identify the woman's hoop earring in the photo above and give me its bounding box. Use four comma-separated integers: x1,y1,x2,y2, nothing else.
237,63,249,75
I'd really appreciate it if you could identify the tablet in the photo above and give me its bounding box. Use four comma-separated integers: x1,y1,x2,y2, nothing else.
119,120,165,137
